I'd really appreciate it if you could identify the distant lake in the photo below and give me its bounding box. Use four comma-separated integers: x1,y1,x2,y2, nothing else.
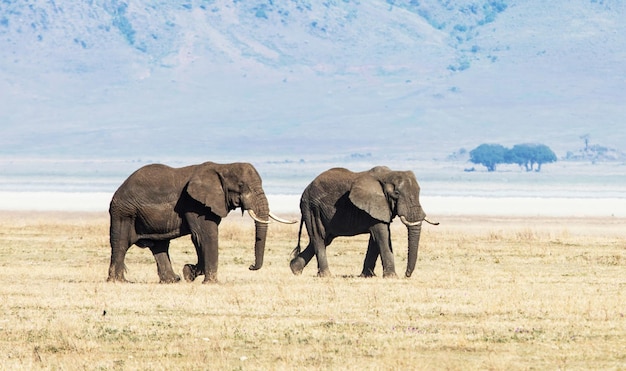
0,157,624,215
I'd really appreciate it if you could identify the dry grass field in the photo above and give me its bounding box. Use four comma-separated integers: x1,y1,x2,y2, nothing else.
0,211,624,370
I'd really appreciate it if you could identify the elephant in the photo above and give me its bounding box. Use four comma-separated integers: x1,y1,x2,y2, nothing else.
289,166,438,278
107,161,295,284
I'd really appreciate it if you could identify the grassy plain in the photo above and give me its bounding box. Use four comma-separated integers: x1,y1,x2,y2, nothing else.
0,211,624,370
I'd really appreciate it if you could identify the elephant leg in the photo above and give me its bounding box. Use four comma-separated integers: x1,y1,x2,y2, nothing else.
183,232,205,282
149,240,181,283
314,238,332,277
290,241,316,275
360,234,380,277
303,214,331,277
108,215,132,282
200,223,220,283
185,213,220,284
108,243,131,282
290,215,323,275
370,223,397,278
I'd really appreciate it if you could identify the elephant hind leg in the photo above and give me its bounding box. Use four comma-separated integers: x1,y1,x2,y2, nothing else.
291,213,332,277
290,241,316,275
108,246,130,282
108,216,133,282
315,244,332,278
149,240,181,283
183,263,204,282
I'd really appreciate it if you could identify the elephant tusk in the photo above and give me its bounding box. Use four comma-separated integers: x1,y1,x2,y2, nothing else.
247,209,270,224
424,217,440,226
400,215,422,227
269,211,298,224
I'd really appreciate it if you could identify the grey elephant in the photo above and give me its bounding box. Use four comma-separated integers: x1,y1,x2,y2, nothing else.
108,161,294,284
290,166,437,278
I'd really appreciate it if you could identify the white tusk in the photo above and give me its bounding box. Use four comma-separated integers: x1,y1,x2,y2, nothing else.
400,215,422,227
247,209,270,224
424,217,440,225
269,211,298,224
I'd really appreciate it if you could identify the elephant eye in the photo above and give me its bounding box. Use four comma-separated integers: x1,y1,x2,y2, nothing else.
391,189,400,199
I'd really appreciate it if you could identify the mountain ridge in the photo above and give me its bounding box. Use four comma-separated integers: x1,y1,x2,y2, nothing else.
1,0,624,161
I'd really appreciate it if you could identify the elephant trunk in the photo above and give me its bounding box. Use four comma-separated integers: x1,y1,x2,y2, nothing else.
247,188,270,271
250,220,268,270
405,223,423,278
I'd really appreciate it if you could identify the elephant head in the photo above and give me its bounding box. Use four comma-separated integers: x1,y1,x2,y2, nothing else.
349,168,435,277
186,162,293,271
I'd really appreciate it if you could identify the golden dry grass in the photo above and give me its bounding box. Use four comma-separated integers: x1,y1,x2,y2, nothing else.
0,211,624,370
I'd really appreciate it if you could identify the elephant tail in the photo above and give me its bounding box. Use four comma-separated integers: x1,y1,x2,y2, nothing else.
290,218,305,259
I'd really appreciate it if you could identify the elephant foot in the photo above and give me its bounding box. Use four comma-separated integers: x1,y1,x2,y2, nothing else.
359,268,376,278
107,266,129,283
183,264,197,282
290,257,306,275
107,276,130,283
202,274,218,284
317,269,332,278
382,271,398,279
159,273,181,284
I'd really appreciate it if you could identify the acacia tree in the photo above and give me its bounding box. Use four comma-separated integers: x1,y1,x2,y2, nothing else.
469,143,507,171
529,144,557,171
505,144,531,170
470,143,557,172
506,144,556,171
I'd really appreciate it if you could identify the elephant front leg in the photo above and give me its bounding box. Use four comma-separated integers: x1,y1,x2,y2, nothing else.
183,234,205,282
195,220,220,284
370,224,397,278
201,239,219,284
360,235,380,277
185,214,220,283
149,240,181,283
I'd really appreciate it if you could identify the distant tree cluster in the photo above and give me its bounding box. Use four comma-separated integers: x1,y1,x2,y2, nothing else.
469,143,557,172
564,135,626,163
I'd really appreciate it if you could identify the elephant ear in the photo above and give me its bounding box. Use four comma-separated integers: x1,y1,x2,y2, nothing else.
186,167,229,218
349,175,392,223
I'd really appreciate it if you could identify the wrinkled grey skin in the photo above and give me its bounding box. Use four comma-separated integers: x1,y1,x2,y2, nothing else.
108,162,271,284
290,166,429,278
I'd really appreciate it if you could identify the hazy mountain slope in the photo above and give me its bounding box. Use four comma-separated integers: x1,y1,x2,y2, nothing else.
402,0,626,155
1,0,624,162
